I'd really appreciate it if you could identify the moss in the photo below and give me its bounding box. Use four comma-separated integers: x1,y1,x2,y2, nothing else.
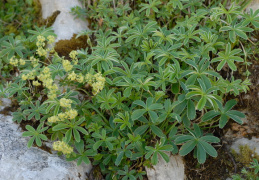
54,34,89,58
39,10,61,27
232,145,259,166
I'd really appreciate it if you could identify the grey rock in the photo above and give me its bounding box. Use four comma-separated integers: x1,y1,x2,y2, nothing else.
145,154,185,180
231,137,259,155
0,114,92,180
246,0,259,12
0,98,11,111
39,0,89,42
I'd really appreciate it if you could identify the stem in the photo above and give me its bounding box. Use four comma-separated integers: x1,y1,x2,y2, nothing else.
87,103,109,125
165,121,178,135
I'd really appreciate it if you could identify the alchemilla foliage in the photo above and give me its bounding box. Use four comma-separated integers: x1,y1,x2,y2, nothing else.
1,0,258,179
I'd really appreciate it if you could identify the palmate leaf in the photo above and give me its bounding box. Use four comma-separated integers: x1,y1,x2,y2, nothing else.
145,139,173,165
175,124,220,163
139,0,162,17
23,101,47,120
202,99,245,128
28,26,56,42
186,78,221,111
220,22,253,43
52,118,88,142
7,81,29,97
167,0,189,10
22,123,48,148
211,43,244,71
131,97,163,122
241,8,259,28
0,36,25,59
126,21,157,46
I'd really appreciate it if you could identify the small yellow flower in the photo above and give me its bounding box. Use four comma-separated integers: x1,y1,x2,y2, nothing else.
19,59,26,65
62,60,73,72
48,93,57,100
66,109,78,119
60,98,72,108
9,56,19,66
36,47,47,57
30,56,39,67
58,112,68,119
69,50,78,60
32,80,41,86
48,116,60,123
22,74,28,81
85,72,105,95
53,141,73,155
37,35,45,42
47,35,55,44
68,71,77,81
76,74,84,83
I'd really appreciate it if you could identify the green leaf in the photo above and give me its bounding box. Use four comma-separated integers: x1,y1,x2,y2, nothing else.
199,141,218,157
132,109,146,120
219,114,228,128
115,151,124,166
197,96,207,111
175,135,194,144
179,140,197,156
158,151,170,163
187,100,196,120
93,141,103,150
25,125,36,132
150,125,165,138
200,135,220,143
27,137,35,148
73,129,81,142
197,142,206,164
202,111,220,121
53,124,69,131
134,125,149,135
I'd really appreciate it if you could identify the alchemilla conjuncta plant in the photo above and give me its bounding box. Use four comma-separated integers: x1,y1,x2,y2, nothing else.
1,0,258,179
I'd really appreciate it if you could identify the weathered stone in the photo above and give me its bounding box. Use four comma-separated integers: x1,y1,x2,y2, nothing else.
145,154,185,180
0,114,91,180
246,0,259,12
0,98,11,111
231,137,259,155
39,0,89,41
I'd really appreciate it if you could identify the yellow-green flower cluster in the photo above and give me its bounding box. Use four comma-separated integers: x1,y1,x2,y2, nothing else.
30,56,39,67
76,73,84,83
53,141,73,155
60,98,72,108
32,80,41,86
68,71,77,81
21,70,36,81
37,67,58,99
47,35,55,44
66,109,78,119
36,47,47,57
47,109,78,123
9,57,26,66
36,35,45,47
36,35,56,57
69,50,78,60
48,115,61,123
62,60,73,72
85,72,105,95
57,112,67,119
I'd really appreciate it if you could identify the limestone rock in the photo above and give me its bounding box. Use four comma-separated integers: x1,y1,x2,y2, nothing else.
0,98,11,111
246,0,259,12
0,114,92,180
145,154,185,180
39,0,89,41
231,137,259,155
